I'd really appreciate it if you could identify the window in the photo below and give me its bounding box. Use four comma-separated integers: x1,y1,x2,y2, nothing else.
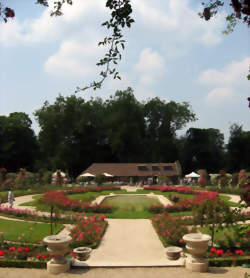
163,166,173,171
152,166,160,171
137,165,148,171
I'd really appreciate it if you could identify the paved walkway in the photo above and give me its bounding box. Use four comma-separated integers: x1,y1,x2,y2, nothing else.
74,219,184,267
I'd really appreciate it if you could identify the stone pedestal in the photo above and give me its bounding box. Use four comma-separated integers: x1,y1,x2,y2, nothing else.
43,235,72,274
166,246,182,260
183,233,211,272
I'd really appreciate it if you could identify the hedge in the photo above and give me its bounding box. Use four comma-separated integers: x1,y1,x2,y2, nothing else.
0,259,46,268
209,256,250,267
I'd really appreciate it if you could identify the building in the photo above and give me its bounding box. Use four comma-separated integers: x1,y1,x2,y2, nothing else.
80,162,182,185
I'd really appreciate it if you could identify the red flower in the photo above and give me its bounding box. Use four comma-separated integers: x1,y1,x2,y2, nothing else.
179,239,183,243
0,250,5,256
210,248,216,253
22,247,29,253
17,248,22,253
36,254,42,259
49,254,54,258
235,249,244,256
41,255,47,259
9,247,15,251
216,249,223,255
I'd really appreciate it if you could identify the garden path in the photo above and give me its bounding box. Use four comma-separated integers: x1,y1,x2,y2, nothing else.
74,219,185,267
0,266,249,278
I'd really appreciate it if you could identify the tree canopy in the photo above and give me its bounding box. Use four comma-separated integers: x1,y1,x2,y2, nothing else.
34,88,196,176
0,113,39,172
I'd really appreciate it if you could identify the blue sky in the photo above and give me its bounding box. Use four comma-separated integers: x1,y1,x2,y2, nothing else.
0,0,249,141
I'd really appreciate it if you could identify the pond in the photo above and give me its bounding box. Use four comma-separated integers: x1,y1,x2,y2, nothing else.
101,195,161,211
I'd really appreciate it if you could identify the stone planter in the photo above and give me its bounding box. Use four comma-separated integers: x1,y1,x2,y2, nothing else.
73,247,92,261
166,246,182,260
43,235,72,274
183,233,211,272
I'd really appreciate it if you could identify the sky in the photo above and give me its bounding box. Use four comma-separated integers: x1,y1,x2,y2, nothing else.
0,0,249,141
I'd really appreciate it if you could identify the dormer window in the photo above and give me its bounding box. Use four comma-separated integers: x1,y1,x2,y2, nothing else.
137,165,148,171
163,166,173,171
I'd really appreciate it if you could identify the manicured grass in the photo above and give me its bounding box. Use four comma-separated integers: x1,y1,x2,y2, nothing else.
101,195,160,211
219,195,241,207
68,190,128,202
0,219,64,243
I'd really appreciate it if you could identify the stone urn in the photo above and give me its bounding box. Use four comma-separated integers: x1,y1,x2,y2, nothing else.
73,247,92,261
43,235,72,274
166,246,182,260
183,233,211,272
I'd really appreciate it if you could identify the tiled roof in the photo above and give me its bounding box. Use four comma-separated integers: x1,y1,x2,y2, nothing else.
81,163,180,177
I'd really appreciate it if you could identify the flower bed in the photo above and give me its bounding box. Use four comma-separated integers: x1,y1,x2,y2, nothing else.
70,214,108,249
0,244,50,264
151,212,196,247
148,191,218,214
0,205,83,223
39,191,113,213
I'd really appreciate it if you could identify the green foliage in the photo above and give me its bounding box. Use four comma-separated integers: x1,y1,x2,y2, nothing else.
209,257,250,267
94,174,106,186
0,260,46,269
181,128,225,174
193,198,234,246
0,113,39,172
158,176,169,185
42,171,52,184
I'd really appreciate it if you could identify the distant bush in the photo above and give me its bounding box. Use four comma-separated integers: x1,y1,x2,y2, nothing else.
94,174,106,186
158,176,169,185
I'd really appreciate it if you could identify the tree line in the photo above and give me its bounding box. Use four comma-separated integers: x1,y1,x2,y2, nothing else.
0,88,249,178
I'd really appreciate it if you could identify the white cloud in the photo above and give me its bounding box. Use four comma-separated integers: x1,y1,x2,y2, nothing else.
205,87,235,105
199,57,250,86
44,40,105,77
132,0,224,47
135,48,165,85
0,0,106,45
199,57,250,106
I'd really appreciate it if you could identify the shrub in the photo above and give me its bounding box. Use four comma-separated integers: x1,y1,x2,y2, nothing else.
231,173,239,187
151,213,195,247
170,194,179,203
158,176,169,185
240,183,250,206
42,171,52,184
193,198,235,246
0,168,7,184
94,174,106,186
148,204,164,214
198,169,207,187
70,215,107,248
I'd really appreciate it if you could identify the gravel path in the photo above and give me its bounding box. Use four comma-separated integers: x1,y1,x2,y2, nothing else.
0,266,249,278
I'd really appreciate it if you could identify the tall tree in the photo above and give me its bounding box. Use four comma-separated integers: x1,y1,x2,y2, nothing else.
227,124,250,171
144,98,197,162
0,112,38,172
35,95,112,177
181,128,225,173
104,87,145,162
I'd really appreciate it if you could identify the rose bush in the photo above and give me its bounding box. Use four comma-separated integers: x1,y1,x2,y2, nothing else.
70,214,107,248
151,212,195,247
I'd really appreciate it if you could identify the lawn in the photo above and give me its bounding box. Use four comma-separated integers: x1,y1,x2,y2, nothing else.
0,219,64,243
101,195,161,211
218,195,241,207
